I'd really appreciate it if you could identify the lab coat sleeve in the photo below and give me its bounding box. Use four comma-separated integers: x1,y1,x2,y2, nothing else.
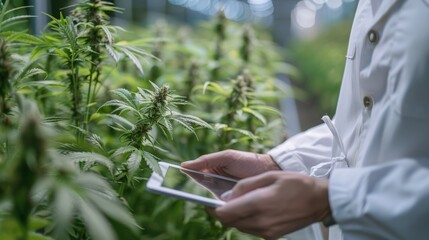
268,123,333,175
330,159,429,240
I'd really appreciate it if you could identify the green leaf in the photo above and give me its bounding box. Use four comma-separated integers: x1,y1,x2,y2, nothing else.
86,133,105,151
119,46,144,75
111,146,136,158
29,232,54,240
106,114,135,130
100,25,113,45
249,105,282,116
102,100,138,115
127,150,142,176
105,44,119,62
222,126,257,139
171,117,198,139
19,68,47,81
2,31,44,44
78,199,116,240
173,113,212,129
19,80,65,88
201,81,227,95
142,151,162,175
157,121,173,140
29,216,50,231
52,186,74,237
0,15,35,29
111,88,139,110
67,152,114,172
242,107,267,125
87,192,139,233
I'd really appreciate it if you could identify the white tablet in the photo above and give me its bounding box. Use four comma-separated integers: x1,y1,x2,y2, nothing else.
147,162,238,207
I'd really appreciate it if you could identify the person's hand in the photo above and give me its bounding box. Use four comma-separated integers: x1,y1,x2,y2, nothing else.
181,149,280,179
212,171,331,240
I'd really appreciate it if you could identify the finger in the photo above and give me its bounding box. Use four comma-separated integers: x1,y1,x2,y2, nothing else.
235,216,312,240
227,171,281,200
205,207,216,218
216,187,269,224
181,150,232,170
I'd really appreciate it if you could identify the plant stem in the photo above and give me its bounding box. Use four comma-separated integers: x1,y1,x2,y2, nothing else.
84,64,96,131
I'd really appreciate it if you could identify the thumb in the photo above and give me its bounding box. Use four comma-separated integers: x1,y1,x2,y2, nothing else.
225,171,280,201
181,151,229,170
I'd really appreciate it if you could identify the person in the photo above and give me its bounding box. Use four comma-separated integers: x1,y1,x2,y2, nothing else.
181,0,429,239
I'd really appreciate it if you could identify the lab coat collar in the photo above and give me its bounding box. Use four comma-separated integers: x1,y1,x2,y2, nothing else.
369,0,400,27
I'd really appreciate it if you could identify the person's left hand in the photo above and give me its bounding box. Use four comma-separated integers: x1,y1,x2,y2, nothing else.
211,171,331,240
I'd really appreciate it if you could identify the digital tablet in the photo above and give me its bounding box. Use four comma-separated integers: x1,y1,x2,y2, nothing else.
146,162,238,207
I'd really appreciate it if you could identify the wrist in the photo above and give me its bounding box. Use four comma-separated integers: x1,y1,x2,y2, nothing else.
313,178,334,225
258,153,281,171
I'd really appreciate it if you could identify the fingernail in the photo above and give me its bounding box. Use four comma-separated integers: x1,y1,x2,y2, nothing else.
221,190,232,201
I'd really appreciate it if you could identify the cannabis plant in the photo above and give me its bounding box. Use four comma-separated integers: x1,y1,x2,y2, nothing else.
29,5,154,132
0,97,138,240
102,82,211,179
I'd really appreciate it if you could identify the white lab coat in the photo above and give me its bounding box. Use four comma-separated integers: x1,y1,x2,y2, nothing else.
268,0,429,239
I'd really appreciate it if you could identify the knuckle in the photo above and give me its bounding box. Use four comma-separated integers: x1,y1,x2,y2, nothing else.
233,182,246,194
198,154,209,161
223,149,236,158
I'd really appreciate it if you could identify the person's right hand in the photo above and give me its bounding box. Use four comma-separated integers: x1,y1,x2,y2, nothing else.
181,149,281,179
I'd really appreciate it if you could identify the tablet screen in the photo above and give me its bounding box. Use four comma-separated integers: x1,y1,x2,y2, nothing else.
161,166,237,200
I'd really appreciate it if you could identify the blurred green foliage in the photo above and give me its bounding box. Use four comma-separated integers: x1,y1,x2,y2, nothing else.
290,19,353,115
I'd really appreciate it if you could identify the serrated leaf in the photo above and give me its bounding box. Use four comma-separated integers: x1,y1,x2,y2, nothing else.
21,68,47,80
111,88,139,109
173,113,212,129
142,151,161,176
249,105,282,115
86,192,139,233
106,114,135,129
78,199,116,240
202,81,211,94
29,216,50,231
171,118,198,140
3,31,43,44
0,15,35,29
111,146,136,158
214,123,228,130
119,46,144,75
102,100,137,115
19,80,65,88
86,133,105,151
157,121,173,140
127,150,142,176
52,186,74,236
100,25,113,45
67,152,114,172
201,81,227,95
105,44,119,62
242,107,267,125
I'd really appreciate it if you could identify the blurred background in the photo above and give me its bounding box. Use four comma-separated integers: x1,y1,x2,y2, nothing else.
12,0,357,133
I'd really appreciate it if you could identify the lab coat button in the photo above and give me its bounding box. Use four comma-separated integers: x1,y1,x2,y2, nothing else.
368,30,379,44
363,96,373,109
